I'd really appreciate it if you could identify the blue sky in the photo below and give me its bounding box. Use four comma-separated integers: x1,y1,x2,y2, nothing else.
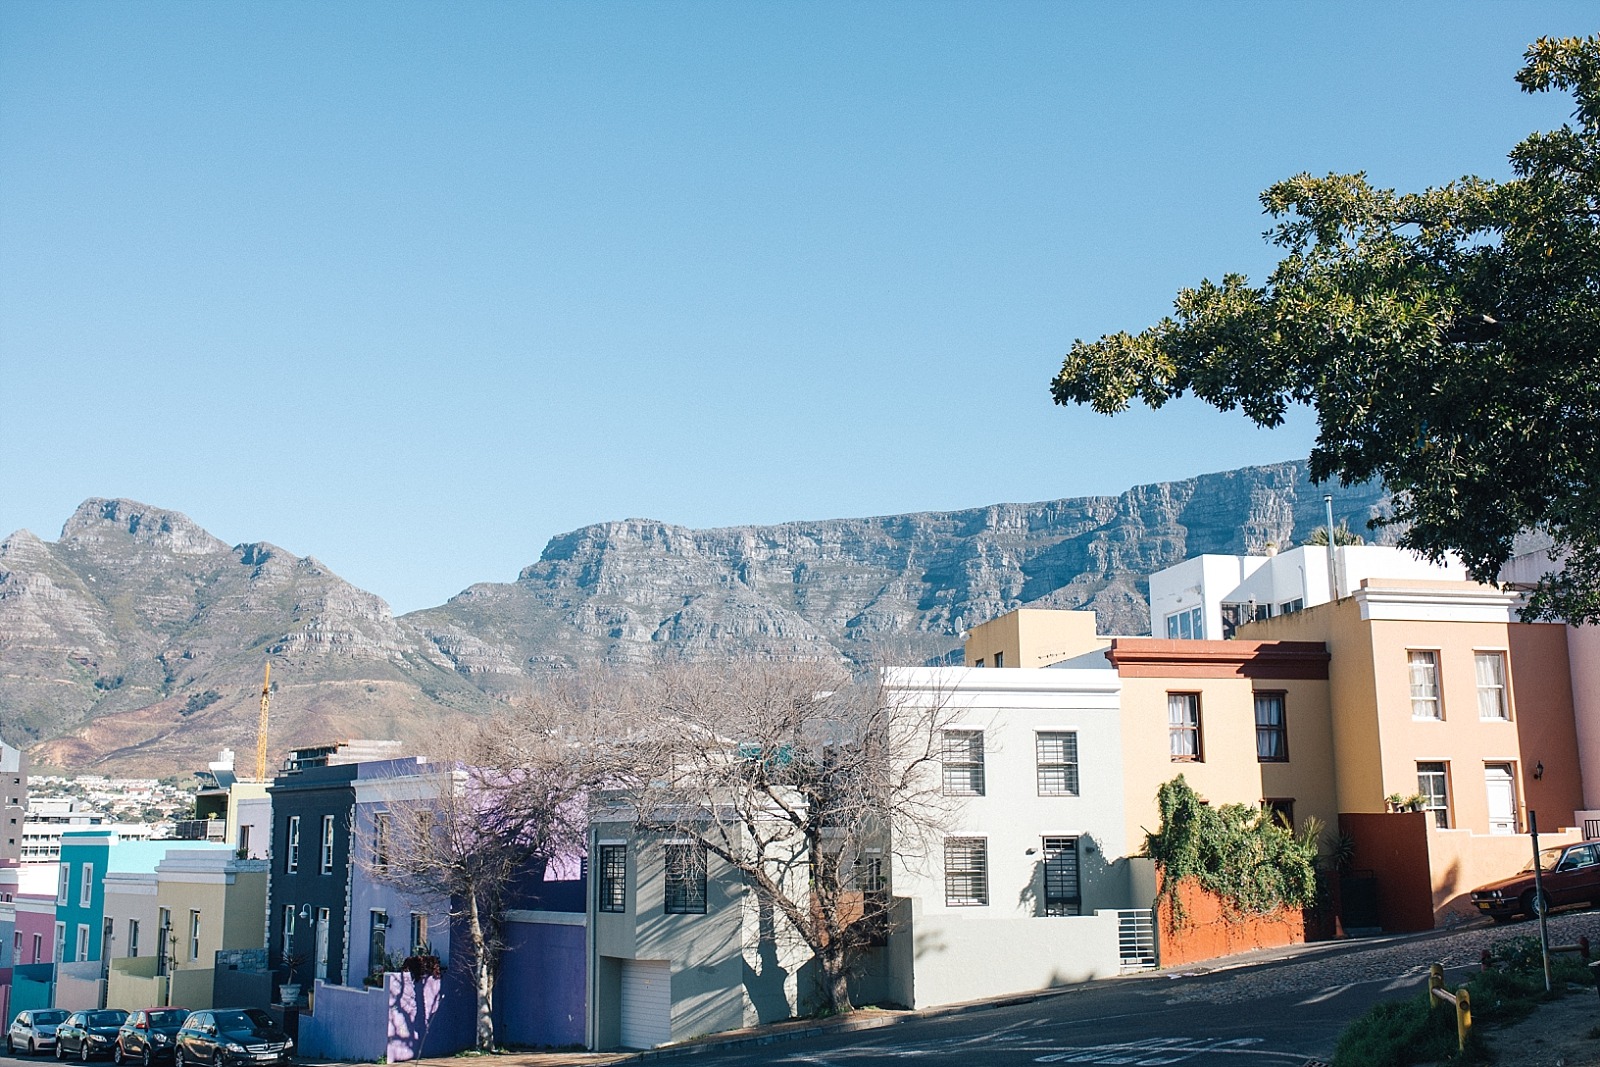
2,3,1590,614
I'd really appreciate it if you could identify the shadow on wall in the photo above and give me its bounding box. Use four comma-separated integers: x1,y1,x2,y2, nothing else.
1017,835,1113,916
742,895,793,1024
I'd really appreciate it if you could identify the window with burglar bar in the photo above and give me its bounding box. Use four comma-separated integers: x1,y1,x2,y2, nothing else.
944,837,988,906
1042,836,1081,916
663,843,707,914
598,845,627,913
1255,692,1288,762
1036,732,1080,796
942,730,985,796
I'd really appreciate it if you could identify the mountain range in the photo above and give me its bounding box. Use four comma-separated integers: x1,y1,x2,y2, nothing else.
0,461,1393,774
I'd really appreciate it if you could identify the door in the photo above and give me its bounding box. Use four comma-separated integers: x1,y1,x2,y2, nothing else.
618,959,671,1049
315,909,330,983
1485,764,1516,835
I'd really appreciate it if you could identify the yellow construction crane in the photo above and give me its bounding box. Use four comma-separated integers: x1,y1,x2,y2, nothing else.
255,662,272,781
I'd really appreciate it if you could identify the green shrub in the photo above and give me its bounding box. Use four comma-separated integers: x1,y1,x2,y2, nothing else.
1332,994,1468,1067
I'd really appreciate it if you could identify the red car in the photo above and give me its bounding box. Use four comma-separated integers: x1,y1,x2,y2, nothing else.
1470,841,1600,920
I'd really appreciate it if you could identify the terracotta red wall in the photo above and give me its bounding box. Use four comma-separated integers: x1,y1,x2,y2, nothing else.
1340,811,1435,932
1155,876,1306,968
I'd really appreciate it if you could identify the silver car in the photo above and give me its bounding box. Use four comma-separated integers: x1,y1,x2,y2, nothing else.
8,1010,70,1056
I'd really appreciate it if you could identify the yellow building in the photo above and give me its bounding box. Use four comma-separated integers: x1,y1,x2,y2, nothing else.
152,850,269,1009
963,609,1106,669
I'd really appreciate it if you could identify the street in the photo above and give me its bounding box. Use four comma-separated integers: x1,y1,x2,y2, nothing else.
672,910,1597,1067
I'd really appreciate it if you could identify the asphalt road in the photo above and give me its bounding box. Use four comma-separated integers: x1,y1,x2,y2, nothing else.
672,909,1600,1067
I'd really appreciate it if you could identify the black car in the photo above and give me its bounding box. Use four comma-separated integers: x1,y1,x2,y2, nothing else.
113,1010,190,1067
174,1010,292,1067
55,1011,128,1062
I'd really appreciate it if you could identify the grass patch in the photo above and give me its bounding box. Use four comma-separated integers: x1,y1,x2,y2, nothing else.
1332,937,1594,1067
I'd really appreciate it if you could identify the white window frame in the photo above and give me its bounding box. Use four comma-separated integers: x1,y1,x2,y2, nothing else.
941,730,986,796
128,918,140,959
1035,732,1080,796
189,909,201,961
1165,606,1203,640
1169,692,1202,762
281,904,296,959
1417,761,1450,828
943,837,989,907
320,814,335,875
57,863,69,905
75,923,88,963
286,816,301,874
54,922,65,963
1475,650,1509,720
80,862,94,907
1408,650,1443,719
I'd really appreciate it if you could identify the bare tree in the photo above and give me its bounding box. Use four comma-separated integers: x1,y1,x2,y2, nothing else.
608,659,959,1015
362,692,600,1051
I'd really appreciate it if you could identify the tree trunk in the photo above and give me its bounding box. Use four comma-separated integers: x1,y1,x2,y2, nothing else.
467,891,496,1050
820,941,853,1014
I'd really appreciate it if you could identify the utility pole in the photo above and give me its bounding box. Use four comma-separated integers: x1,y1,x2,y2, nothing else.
1529,809,1553,992
1323,494,1340,599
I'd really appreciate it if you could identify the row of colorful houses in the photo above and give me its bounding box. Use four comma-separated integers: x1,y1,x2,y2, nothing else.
0,542,1593,1055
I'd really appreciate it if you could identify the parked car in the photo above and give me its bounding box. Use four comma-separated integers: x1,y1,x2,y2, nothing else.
114,1010,190,1067
1470,841,1600,920
8,1011,70,1056
174,1009,292,1067
56,1011,129,1062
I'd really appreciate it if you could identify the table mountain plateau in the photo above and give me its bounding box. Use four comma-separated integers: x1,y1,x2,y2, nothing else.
0,462,1392,773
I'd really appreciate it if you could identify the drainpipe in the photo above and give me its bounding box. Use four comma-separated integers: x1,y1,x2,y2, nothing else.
1323,495,1340,600
586,824,598,1050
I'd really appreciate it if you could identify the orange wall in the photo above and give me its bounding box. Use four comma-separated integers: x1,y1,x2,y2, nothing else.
1508,624,1584,829
1155,877,1305,967
1118,674,1336,847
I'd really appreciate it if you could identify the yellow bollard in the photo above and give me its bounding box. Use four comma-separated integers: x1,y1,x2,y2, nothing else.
1455,986,1472,1051
1428,963,1444,1010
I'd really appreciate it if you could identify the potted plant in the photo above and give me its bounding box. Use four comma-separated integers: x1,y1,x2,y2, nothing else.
279,951,309,1006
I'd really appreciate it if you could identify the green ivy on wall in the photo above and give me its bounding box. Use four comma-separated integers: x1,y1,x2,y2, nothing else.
1145,775,1321,924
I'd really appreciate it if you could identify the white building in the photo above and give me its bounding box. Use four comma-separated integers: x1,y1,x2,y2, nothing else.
1148,545,1468,641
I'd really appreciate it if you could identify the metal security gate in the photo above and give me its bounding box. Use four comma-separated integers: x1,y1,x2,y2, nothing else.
619,959,672,1049
1117,910,1157,972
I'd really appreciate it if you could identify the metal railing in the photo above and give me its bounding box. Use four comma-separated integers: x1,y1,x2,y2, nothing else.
173,818,226,842
1117,909,1157,972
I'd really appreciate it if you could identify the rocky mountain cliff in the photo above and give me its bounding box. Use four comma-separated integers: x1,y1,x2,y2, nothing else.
0,462,1392,772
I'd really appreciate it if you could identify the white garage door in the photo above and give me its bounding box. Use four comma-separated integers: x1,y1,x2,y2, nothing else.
619,959,672,1049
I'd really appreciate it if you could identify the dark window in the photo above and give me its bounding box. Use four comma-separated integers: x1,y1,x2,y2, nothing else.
1036,732,1080,796
664,843,707,914
1169,693,1201,761
944,838,988,906
1255,692,1288,762
942,731,985,796
1262,798,1295,830
598,844,627,913
1042,837,1080,916
372,813,390,869
993,651,1005,668
368,911,387,973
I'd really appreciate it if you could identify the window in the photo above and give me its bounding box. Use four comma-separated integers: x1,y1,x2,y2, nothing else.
1168,693,1202,761
1262,798,1296,830
31,933,41,964
368,911,388,972
1165,606,1202,640
280,905,295,960
409,913,428,955
128,919,140,959
54,923,65,963
1408,650,1442,719
854,849,886,893
1035,732,1080,796
993,651,1005,668
75,924,88,963
1279,598,1304,615
286,816,301,873
188,911,201,961
598,844,627,913
372,813,391,869
158,908,172,974
1254,692,1288,762
238,825,251,856
974,658,985,668
944,838,988,906
57,863,68,905
941,730,986,796
320,815,335,874
11,931,18,964
1475,652,1508,720
80,862,94,907
1417,762,1450,828
1041,837,1080,916
663,843,707,915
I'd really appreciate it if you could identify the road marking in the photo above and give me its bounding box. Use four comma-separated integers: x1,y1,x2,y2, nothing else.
1030,1037,1307,1065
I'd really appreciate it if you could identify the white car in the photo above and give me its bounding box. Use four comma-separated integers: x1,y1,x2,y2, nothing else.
8,1010,69,1056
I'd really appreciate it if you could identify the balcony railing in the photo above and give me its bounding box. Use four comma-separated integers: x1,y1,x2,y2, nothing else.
174,818,226,842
